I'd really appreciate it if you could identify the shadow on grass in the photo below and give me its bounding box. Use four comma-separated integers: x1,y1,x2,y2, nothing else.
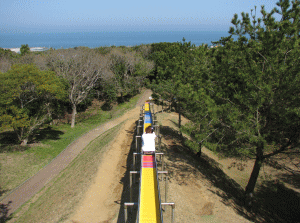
0,201,12,223
33,127,64,142
101,101,113,111
0,184,12,222
0,128,64,153
117,94,134,104
159,125,300,223
0,131,26,153
0,166,13,222
116,120,140,223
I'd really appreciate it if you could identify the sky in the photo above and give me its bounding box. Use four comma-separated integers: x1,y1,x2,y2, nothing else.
0,0,280,33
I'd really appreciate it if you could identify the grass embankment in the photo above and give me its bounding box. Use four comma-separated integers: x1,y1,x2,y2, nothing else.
12,123,123,223
0,92,141,200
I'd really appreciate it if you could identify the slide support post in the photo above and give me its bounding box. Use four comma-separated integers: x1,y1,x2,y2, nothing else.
136,136,141,153
130,171,140,202
161,203,175,223
124,202,137,222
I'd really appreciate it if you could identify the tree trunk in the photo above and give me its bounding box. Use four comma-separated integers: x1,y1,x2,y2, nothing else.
244,144,264,206
21,138,28,146
245,157,263,193
178,105,181,129
196,143,202,157
178,103,182,137
71,104,77,128
120,92,124,103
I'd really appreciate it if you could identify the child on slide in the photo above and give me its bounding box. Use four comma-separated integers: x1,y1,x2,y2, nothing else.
142,126,156,154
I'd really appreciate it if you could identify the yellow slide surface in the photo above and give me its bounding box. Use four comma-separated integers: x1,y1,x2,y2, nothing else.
139,155,161,223
145,102,150,111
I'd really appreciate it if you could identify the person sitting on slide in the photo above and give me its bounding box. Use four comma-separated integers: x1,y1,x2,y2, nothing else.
142,126,156,154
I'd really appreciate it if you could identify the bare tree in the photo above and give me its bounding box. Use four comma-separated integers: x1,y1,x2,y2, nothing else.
47,48,108,127
0,57,12,73
108,48,154,100
33,53,49,71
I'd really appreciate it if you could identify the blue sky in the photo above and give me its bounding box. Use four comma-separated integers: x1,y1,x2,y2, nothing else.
1,0,279,33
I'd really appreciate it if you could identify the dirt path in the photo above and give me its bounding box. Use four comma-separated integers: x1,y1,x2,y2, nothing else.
1,90,152,216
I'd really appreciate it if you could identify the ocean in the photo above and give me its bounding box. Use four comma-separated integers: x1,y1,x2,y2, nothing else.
0,31,231,49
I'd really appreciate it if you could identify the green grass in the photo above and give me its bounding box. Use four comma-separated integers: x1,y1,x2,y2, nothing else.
12,122,123,223
0,91,142,200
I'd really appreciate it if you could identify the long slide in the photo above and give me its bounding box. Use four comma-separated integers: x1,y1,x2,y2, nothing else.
137,101,162,223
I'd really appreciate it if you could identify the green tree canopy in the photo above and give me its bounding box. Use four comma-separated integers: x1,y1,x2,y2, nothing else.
0,64,67,145
150,40,197,109
20,44,30,56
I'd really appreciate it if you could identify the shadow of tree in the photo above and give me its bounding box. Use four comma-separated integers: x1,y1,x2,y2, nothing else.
277,172,300,190
0,198,12,222
159,125,300,223
101,101,113,111
160,126,182,142
0,128,64,152
0,166,12,222
0,131,19,145
117,94,133,104
253,180,300,223
33,127,64,142
0,131,27,153
265,158,300,190
169,119,180,129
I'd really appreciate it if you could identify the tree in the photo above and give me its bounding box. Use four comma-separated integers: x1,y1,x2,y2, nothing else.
47,48,108,128
108,48,154,102
0,64,67,145
20,44,30,56
0,48,18,73
176,44,215,154
202,0,300,197
150,39,198,131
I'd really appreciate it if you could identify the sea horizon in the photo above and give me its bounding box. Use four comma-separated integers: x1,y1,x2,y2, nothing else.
0,30,232,49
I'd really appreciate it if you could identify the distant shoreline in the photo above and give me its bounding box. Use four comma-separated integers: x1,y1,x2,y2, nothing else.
3,47,49,53
0,31,230,49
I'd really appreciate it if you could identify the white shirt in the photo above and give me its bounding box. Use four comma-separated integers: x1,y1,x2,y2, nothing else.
142,133,156,152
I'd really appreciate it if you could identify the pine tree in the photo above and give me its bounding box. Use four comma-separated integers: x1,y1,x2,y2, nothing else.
207,0,300,196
